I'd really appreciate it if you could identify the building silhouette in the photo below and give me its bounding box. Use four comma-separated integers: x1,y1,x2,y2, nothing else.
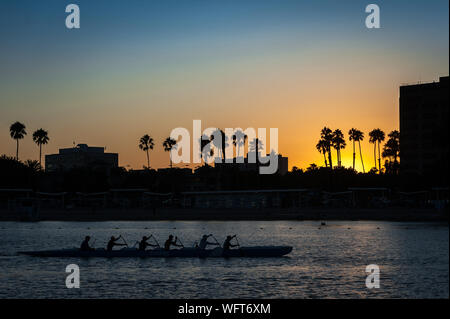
400,76,449,180
45,144,118,172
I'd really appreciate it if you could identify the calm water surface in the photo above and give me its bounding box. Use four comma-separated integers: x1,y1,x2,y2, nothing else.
0,220,448,298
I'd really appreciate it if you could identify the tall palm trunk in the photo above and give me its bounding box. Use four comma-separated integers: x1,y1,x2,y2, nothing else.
146,150,150,168
352,141,356,170
323,151,328,167
358,141,365,173
337,148,342,168
377,142,381,173
373,143,377,170
336,149,339,167
16,140,19,160
328,148,333,169
39,144,42,166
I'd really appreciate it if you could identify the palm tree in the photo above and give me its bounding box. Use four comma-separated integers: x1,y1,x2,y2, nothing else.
369,130,377,170
232,130,247,158
348,128,365,172
9,121,27,160
332,129,346,168
138,134,154,169
210,129,228,161
24,159,41,173
382,130,400,174
369,129,385,173
385,130,400,164
316,139,328,167
200,134,214,166
162,137,177,168
32,128,49,167
249,138,263,153
320,127,333,169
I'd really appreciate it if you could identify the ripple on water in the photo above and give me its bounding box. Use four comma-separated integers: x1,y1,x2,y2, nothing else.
0,220,447,298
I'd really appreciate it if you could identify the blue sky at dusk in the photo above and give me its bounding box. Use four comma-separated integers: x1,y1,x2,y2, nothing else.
0,0,448,170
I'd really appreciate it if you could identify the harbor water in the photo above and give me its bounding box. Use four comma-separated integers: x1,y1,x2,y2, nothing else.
0,220,448,298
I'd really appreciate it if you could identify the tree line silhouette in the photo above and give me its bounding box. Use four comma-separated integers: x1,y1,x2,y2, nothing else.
3,122,444,193
9,121,49,168
7,121,400,175
139,130,263,169
315,127,400,175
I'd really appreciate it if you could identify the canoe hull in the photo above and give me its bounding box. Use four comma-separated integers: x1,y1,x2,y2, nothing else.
19,246,292,258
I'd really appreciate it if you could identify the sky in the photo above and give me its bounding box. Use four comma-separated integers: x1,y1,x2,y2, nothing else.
0,0,448,171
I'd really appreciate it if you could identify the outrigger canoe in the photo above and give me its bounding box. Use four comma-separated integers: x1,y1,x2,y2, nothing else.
19,246,292,258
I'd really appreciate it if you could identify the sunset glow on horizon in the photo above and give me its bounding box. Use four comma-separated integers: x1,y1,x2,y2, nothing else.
1,0,448,171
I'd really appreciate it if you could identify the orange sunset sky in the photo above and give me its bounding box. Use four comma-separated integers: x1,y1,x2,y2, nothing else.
0,1,448,171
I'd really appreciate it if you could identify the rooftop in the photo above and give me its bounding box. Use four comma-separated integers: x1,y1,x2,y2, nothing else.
58,144,108,155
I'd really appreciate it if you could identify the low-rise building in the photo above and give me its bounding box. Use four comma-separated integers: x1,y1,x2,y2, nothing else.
45,144,118,172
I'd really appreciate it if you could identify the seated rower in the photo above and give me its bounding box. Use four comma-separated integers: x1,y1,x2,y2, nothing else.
138,236,158,251
107,235,127,251
164,235,183,251
198,234,220,250
80,236,94,251
223,235,239,251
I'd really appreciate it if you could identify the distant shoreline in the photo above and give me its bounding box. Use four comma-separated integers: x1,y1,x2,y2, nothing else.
0,207,448,222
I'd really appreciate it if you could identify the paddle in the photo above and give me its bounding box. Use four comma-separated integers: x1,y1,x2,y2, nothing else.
148,234,160,248
233,235,241,247
211,234,221,247
175,237,184,248
119,235,128,247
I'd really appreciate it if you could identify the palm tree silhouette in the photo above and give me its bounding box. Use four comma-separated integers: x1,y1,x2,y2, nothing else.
249,138,263,153
348,128,365,172
248,138,263,165
200,135,214,166
24,159,41,173
162,137,177,168
332,129,346,168
316,139,328,167
320,127,333,169
9,122,27,161
139,134,154,169
382,130,400,174
232,130,247,158
32,128,49,167
384,130,400,163
210,129,228,161
369,129,385,173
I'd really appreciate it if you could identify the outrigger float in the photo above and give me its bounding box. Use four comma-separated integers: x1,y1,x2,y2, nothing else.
19,246,293,258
